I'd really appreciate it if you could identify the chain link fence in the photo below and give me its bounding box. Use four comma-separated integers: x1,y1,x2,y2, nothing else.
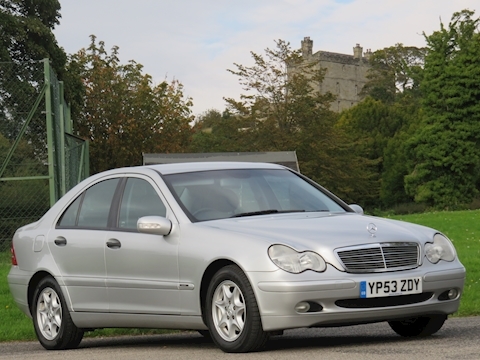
0,60,88,252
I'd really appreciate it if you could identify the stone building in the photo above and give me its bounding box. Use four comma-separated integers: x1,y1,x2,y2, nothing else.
300,37,372,112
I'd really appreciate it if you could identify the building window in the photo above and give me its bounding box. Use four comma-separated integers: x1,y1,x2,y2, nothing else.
355,84,358,95
336,82,340,94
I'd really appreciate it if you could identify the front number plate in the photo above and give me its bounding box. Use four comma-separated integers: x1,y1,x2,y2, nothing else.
360,277,422,298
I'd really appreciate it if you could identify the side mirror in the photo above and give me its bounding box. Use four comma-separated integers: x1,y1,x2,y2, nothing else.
349,204,364,215
137,216,172,236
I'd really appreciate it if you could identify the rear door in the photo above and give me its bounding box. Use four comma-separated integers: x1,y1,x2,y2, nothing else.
49,178,120,312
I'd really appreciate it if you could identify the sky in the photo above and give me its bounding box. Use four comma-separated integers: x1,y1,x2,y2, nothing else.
53,0,478,117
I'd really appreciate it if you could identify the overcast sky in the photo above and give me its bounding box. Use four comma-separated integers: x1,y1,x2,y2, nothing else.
53,0,478,116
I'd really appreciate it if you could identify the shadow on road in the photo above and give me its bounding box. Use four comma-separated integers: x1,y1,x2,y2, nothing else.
75,325,451,352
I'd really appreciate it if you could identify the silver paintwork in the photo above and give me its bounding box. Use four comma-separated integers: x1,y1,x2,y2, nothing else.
7,162,466,346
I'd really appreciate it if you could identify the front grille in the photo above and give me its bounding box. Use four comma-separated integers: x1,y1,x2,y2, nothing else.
336,242,419,273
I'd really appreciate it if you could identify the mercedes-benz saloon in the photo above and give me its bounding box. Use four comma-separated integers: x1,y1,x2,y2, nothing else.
8,162,466,352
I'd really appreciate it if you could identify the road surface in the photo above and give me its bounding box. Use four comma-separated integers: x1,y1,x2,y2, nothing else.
1,316,478,359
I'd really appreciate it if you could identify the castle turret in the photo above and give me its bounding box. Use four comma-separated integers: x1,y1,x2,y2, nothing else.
301,37,313,57
364,48,373,60
353,43,363,59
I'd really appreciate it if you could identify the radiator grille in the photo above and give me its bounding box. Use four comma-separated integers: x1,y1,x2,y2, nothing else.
335,242,419,273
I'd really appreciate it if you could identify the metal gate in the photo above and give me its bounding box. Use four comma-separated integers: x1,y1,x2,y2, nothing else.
0,59,89,252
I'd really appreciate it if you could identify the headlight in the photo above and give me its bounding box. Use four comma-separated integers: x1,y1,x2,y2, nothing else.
268,244,326,273
425,233,456,264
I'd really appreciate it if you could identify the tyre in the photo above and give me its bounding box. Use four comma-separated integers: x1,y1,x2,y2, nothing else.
205,265,269,353
388,314,447,337
197,330,212,340
32,276,84,350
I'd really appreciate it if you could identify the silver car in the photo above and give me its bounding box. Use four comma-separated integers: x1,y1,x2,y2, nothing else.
8,162,466,353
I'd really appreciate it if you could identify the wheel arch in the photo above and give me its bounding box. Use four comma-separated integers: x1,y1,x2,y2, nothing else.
200,259,237,323
27,271,56,315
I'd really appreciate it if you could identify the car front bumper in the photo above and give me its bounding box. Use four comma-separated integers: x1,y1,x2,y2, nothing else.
248,264,466,331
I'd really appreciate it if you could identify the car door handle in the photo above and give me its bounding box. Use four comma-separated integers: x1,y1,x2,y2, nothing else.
106,238,121,249
54,237,67,246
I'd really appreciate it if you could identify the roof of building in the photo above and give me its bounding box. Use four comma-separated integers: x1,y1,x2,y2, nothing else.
143,151,299,172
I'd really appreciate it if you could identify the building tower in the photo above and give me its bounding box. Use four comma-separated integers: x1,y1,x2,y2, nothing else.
298,37,371,112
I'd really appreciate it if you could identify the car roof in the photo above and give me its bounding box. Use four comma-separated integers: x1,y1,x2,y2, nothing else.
147,161,285,175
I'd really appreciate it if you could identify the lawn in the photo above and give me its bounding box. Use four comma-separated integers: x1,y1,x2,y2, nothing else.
390,210,480,316
1,209,478,342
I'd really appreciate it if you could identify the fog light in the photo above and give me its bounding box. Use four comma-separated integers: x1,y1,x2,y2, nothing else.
439,288,459,301
448,289,458,299
295,302,310,313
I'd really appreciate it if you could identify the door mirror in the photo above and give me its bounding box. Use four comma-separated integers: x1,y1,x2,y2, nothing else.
137,216,172,236
349,204,364,215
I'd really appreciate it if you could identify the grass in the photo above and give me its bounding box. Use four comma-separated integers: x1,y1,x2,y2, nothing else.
390,210,480,317
1,209,479,342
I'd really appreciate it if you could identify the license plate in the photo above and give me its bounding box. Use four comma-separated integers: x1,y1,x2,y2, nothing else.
360,277,422,298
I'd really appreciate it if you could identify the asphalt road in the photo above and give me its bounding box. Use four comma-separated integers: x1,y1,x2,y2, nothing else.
1,317,479,360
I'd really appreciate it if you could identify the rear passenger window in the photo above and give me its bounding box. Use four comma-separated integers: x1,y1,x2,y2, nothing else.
57,178,119,228
58,196,82,227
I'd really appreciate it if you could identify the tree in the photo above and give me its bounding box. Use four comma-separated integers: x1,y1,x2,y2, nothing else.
1,0,68,140
405,10,480,208
337,43,427,209
223,39,373,203
0,0,66,73
337,96,422,208
361,44,426,103
190,109,251,152
71,36,194,174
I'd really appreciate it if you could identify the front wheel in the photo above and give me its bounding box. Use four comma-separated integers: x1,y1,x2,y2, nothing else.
205,265,269,353
32,276,84,350
388,314,447,337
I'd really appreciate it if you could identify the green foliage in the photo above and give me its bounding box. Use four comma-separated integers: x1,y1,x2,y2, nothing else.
361,44,426,103
338,42,428,209
0,1,80,150
70,36,194,174
337,96,421,207
190,109,251,152
0,0,66,77
405,10,480,209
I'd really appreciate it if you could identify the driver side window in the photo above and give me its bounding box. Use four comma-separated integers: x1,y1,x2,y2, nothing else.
118,178,167,230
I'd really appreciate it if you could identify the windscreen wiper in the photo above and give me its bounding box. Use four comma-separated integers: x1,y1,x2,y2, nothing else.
231,209,305,218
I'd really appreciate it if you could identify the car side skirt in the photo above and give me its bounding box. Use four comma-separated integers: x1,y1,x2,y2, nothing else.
70,312,208,330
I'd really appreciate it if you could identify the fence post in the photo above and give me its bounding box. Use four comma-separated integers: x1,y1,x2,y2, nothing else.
59,81,66,196
44,59,56,206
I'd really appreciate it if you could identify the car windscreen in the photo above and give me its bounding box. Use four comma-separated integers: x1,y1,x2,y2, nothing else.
163,168,347,222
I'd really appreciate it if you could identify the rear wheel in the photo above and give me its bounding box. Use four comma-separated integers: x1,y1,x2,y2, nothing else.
205,265,269,353
32,276,84,350
388,314,447,337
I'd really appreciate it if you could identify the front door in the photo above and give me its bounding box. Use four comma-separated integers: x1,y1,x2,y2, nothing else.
104,176,180,314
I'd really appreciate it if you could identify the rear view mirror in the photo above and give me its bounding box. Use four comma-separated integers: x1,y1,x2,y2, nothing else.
349,204,364,215
137,216,172,235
